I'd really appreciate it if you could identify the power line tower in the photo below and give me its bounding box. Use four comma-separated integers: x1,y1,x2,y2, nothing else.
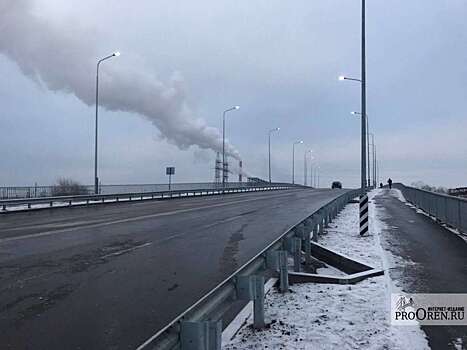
223,158,229,184
215,152,222,184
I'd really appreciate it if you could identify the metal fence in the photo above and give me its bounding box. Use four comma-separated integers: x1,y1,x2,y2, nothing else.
395,183,467,234
0,182,288,200
0,183,295,212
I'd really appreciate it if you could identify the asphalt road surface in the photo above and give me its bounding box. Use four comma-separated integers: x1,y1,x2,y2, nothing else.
0,188,349,350
375,189,467,350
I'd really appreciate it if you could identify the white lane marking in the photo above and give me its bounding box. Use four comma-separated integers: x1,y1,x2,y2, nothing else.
0,191,299,244
101,242,153,259
4,220,105,232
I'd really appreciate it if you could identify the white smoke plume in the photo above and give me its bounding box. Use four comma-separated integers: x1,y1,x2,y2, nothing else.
0,0,241,159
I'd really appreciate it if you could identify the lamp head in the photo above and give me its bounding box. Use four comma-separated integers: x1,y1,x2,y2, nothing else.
338,75,345,81
113,51,121,57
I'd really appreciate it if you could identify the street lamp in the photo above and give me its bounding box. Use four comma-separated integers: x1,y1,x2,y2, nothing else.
351,111,371,187
268,127,280,183
309,151,315,187
304,149,312,186
338,75,362,83
292,140,303,184
94,51,120,194
314,165,321,188
368,133,376,188
339,71,367,189
222,106,240,189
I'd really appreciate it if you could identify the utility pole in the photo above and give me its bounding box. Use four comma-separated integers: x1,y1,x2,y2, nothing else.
361,0,367,190
268,127,280,183
94,51,120,194
292,140,303,184
304,152,307,186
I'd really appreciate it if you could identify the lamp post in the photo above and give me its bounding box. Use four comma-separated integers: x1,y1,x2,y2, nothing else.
351,111,371,187
310,152,314,187
304,149,312,186
94,51,120,194
338,0,367,190
292,140,303,184
369,133,376,187
222,106,240,189
268,127,280,183
340,73,367,189
315,166,321,188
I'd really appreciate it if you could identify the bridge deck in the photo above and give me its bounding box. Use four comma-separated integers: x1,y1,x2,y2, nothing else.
0,188,349,349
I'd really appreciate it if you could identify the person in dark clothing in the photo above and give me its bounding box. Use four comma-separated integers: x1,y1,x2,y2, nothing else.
380,182,383,188
387,178,393,189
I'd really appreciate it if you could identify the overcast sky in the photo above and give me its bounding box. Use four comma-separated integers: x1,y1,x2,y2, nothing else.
1,0,466,188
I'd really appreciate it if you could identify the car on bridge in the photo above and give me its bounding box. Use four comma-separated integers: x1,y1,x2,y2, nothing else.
331,181,342,189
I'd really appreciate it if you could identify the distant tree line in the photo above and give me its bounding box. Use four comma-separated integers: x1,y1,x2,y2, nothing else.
411,181,448,194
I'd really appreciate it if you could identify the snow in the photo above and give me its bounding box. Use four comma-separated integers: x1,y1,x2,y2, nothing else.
223,189,429,350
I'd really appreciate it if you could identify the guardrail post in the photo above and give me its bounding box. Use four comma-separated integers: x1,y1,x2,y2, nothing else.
303,219,312,265
328,207,333,224
312,218,319,242
253,276,265,329
318,215,325,235
180,320,222,350
266,251,279,270
458,200,462,232
278,250,289,293
292,237,301,272
236,275,265,329
324,208,330,227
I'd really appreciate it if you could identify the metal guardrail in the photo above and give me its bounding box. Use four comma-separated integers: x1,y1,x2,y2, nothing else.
448,187,467,198
0,183,294,212
0,182,281,199
136,188,362,350
395,183,467,234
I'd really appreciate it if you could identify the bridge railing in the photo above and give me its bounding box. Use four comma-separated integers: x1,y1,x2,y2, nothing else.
135,188,362,350
395,183,467,234
0,182,290,200
0,183,295,212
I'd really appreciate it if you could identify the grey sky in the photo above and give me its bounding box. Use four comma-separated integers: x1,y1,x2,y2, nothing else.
0,0,466,188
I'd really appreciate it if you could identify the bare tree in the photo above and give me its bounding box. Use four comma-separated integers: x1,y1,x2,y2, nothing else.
51,178,88,196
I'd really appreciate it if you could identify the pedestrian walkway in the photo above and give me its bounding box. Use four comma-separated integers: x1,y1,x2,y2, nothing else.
374,189,467,350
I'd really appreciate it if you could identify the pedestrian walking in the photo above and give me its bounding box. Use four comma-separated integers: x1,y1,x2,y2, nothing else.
387,178,393,189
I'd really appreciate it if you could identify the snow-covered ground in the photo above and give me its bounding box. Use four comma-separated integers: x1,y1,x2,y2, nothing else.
223,189,429,350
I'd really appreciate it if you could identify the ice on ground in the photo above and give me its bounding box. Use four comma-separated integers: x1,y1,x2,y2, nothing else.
223,189,429,350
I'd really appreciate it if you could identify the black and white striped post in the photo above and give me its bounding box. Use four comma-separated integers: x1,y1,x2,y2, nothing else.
359,194,369,236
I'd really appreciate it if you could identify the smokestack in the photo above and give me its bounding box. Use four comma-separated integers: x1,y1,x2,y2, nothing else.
0,0,241,160
238,160,243,182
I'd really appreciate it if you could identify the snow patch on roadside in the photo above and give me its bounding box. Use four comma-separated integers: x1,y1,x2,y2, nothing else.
223,189,429,350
